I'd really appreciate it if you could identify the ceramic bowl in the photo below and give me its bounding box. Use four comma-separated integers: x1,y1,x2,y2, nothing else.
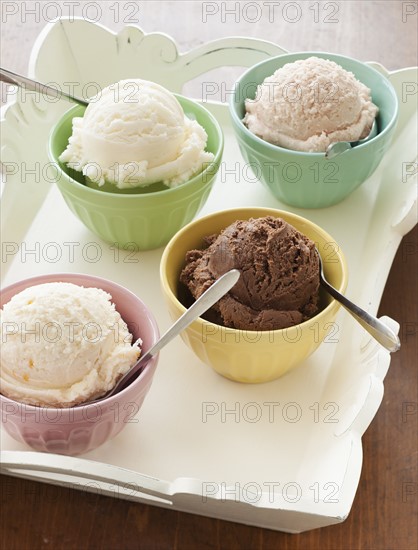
0,273,159,455
229,52,399,208
160,207,348,383
49,95,224,250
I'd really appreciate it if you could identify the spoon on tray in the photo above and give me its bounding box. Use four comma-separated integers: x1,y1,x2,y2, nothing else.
325,120,377,159
316,250,400,352
78,269,241,406
0,67,89,106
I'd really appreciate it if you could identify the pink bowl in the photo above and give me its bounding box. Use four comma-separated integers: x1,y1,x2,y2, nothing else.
0,273,159,455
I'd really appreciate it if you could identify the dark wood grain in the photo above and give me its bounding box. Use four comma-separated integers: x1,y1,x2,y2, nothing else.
2,226,417,550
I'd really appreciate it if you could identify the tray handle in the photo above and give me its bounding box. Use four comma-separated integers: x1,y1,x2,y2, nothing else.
0,450,177,505
391,169,418,235
117,27,288,95
365,61,391,78
30,19,287,95
177,36,287,84
334,317,398,438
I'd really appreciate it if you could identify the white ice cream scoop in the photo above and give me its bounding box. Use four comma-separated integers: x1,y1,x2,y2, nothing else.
0,283,141,407
59,78,214,189
0,68,214,190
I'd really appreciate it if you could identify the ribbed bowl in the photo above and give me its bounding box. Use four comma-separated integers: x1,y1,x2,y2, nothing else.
160,207,348,383
229,52,399,208
49,96,224,250
0,273,159,455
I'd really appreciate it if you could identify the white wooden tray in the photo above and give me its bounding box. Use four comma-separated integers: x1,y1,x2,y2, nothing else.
1,19,417,533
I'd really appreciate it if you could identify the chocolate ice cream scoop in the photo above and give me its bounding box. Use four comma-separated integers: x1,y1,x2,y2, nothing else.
180,216,320,331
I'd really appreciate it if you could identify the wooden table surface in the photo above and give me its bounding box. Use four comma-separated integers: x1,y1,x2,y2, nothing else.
1,2,417,549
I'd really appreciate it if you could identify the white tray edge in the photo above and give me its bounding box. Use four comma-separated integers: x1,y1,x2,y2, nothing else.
1,19,417,533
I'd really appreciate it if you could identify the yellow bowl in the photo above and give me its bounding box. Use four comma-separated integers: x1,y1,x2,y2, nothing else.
160,208,348,383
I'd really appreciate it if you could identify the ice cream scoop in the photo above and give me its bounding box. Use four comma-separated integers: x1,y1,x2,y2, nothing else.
0,282,140,407
59,79,215,189
244,56,378,153
180,217,320,331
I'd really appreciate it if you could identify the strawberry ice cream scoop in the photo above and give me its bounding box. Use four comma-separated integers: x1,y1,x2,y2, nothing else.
244,56,378,153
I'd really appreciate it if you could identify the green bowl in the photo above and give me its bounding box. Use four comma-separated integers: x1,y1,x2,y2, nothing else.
229,52,399,208
49,95,224,250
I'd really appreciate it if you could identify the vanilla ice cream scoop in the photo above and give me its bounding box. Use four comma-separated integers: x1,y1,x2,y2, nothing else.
0,283,140,407
244,56,378,153
59,79,214,189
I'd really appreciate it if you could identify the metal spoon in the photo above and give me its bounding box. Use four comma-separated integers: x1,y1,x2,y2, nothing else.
325,120,377,159
78,269,241,406
316,250,400,352
0,67,88,106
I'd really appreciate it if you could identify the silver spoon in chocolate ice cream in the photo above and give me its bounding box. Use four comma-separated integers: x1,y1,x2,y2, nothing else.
78,269,241,406
325,120,377,159
316,250,400,351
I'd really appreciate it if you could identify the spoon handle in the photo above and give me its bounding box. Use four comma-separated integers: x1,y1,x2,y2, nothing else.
325,120,377,159
141,269,240,363
324,141,352,159
320,278,400,352
0,67,89,106
99,269,240,400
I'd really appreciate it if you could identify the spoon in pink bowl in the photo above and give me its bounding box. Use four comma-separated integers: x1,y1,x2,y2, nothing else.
77,269,241,406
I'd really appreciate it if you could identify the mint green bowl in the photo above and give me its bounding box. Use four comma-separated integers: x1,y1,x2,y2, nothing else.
49,96,223,250
229,52,399,208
